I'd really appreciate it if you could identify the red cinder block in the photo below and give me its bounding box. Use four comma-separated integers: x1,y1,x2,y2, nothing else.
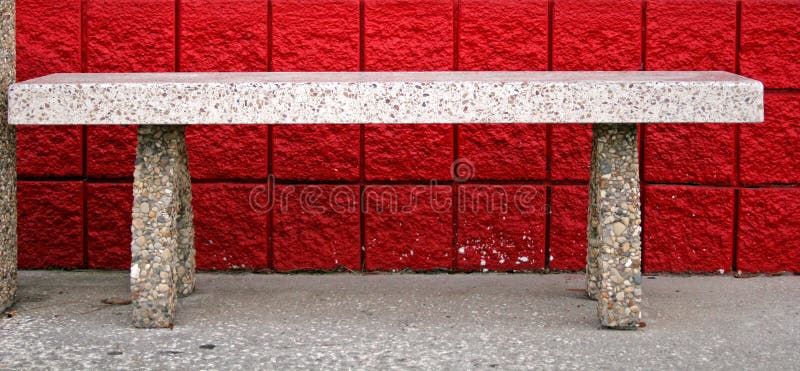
363,0,453,71
646,0,736,71
273,185,361,271
16,0,81,81
87,126,137,179
18,181,83,268
87,183,132,269
458,125,546,181
549,185,588,271
551,124,592,181
552,0,642,70
179,0,268,71
365,125,453,181
644,124,736,186
272,0,359,71
741,0,800,88
186,126,269,180
180,1,269,181
458,0,548,71
16,126,83,178
193,183,268,270
273,125,360,181
738,188,800,273
456,185,546,271
86,0,175,72
644,186,735,273
16,0,83,177
272,0,360,182
363,0,453,182
740,93,800,185
364,185,453,271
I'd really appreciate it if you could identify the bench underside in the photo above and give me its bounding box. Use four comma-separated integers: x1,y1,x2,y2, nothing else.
126,123,642,329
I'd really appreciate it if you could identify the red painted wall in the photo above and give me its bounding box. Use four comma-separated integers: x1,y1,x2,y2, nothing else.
14,0,800,273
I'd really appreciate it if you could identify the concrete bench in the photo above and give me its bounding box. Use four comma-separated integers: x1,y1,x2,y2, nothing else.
6,71,763,329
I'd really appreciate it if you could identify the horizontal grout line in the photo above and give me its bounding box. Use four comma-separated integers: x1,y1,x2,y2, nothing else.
763,88,800,94
644,183,800,189
17,178,800,189
18,177,86,182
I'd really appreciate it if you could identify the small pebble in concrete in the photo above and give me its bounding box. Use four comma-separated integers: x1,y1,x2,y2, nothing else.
587,124,642,329
130,125,196,328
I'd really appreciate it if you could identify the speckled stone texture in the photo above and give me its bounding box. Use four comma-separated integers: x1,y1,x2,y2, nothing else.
0,0,17,313
131,126,195,328
587,124,642,329
8,71,764,125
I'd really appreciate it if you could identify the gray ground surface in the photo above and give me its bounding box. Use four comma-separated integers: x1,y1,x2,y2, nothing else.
0,271,798,370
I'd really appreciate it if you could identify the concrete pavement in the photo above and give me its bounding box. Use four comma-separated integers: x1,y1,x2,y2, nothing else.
0,271,798,369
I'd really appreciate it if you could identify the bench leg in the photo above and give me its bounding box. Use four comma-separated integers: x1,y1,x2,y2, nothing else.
587,123,642,329
0,126,15,313
0,0,17,313
130,125,195,328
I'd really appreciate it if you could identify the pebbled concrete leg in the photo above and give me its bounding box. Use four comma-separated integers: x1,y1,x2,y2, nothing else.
130,125,195,328
588,124,642,329
0,0,17,313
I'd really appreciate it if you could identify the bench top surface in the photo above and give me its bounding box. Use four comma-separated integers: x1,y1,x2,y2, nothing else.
9,71,763,125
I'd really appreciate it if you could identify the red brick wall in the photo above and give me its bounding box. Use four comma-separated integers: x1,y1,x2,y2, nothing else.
14,0,800,273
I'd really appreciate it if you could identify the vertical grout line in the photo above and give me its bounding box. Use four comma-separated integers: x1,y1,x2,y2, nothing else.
735,0,742,74
545,0,555,272
81,0,88,73
82,182,89,269
80,0,89,268
731,189,740,273
267,0,273,72
732,0,743,273
452,0,459,71
544,125,553,272
451,126,459,272
451,129,459,272
175,0,181,72
734,1,742,183
359,0,366,71
544,186,551,272
734,126,741,186
451,183,459,271
359,0,367,271
641,0,647,71
451,0,460,271
359,127,366,272
266,0,274,270
547,0,554,71
267,126,274,270
359,184,366,272
82,175,89,268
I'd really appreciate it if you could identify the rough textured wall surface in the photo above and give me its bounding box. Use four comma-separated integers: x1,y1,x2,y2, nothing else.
12,0,800,273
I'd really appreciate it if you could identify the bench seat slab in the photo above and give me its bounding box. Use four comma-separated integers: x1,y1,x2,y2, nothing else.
588,124,642,329
130,125,195,328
